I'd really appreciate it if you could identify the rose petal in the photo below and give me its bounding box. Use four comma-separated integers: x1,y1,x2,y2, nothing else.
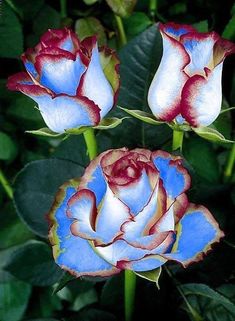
162,22,196,40
162,204,224,267
152,151,191,200
48,182,119,277
77,42,114,117
35,51,86,96
147,25,190,121
181,63,223,127
118,255,167,272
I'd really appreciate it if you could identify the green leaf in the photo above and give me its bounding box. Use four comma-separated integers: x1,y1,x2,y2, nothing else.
26,127,64,138
193,126,234,144
119,107,163,125
71,288,98,311
5,0,44,20
0,280,31,321
0,131,18,161
83,0,99,4
222,15,235,40
75,17,107,46
106,0,137,18
14,159,84,237
193,20,209,32
95,117,128,129
78,308,117,321
101,274,124,314
135,267,162,289
180,283,235,316
3,240,63,286
184,137,220,183
53,272,75,294
33,4,60,35
0,2,23,58
123,12,152,38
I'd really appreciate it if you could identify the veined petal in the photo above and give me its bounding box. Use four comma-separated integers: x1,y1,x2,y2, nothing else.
181,32,219,77
181,63,223,127
35,52,86,96
48,181,119,277
147,26,190,122
77,43,114,118
31,94,100,133
152,151,191,200
162,204,224,267
117,254,167,272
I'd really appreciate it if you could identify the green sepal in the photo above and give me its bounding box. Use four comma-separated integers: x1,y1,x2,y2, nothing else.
192,126,234,144
135,267,162,289
52,272,75,294
94,117,129,130
26,127,65,138
119,107,164,125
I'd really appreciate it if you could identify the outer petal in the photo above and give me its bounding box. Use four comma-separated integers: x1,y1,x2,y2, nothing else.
30,93,100,133
77,42,114,118
48,181,120,277
162,22,196,40
151,151,191,200
162,204,224,267
118,255,167,272
181,63,223,127
35,51,86,95
181,32,219,77
147,25,189,121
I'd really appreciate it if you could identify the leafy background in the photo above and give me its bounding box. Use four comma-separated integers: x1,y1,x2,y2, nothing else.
0,0,235,320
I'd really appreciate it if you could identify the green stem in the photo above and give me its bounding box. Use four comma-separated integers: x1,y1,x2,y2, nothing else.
149,0,157,18
125,270,136,321
60,0,67,18
0,168,13,199
114,15,127,47
83,128,98,161
172,130,184,152
224,143,235,180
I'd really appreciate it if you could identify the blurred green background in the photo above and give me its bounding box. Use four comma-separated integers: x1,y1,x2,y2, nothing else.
0,0,235,320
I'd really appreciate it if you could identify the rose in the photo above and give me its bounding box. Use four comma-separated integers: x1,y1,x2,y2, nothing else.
148,23,235,127
48,148,223,277
7,28,119,133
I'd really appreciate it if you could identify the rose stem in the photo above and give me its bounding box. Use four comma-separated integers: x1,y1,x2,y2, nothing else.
224,143,235,181
114,15,127,47
125,270,136,321
60,0,67,19
83,128,98,161
149,0,157,19
172,130,184,152
0,167,13,199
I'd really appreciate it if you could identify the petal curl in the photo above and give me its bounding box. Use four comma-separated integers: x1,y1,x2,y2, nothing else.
147,25,189,121
181,63,223,127
152,151,191,200
48,181,119,277
162,204,224,266
161,22,196,40
118,255,167,272
77,41,114,117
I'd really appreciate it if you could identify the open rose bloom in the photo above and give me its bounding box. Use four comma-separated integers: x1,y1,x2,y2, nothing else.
49,148,223,277
7,29,119,133
148,23,235,127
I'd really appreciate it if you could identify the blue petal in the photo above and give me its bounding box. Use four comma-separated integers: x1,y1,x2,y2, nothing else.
39,55,86,96
164,205,224,266
51,185,119,277
125,255,167,272
152,152,190,199
31,94,99,133
87,165,107,206
24,61,39,79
